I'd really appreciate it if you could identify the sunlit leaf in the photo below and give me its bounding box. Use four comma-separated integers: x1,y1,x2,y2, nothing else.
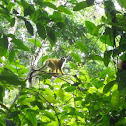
26,111,37,126
111,90,120,108
100,35,114,46
59,88,64,101
65,86,76,92
85,21,99,36
43,111,56,121
28,38,41,47
71,52,81,63
69,62,77,69
76,42,88,53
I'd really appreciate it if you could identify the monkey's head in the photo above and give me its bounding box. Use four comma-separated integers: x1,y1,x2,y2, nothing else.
60,57,66,63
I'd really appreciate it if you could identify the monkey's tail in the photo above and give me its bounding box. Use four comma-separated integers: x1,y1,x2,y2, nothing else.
28,61,48,86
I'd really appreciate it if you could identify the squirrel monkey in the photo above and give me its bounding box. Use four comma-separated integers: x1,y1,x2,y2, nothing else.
28,57,65,85
40,57,65,74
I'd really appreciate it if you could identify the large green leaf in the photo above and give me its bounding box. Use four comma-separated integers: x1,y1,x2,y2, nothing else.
73,1,88,11
26,111,37,126
11,38,29,51
71,52,81,63
89,54,103,61
85,21,99,36
116,0,126,9
17,16,34,35
103,80,116,94
100,35,114,46
36,23,46,39
20,0,35,16
24,20,34,36
0,68,26,86
103,50,112,67
43,111,56,121
76,42,88,53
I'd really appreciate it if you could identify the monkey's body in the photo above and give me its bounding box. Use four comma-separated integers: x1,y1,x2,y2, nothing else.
28,57,65,85
42,57,65,74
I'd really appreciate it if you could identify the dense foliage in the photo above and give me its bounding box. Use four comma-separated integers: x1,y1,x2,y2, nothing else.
0,0,126,126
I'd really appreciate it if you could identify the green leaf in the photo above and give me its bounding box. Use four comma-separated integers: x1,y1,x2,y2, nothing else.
73,1,88,11
91,78,104,89
0,86,4,102
21,0,35,16
43,2,57,9
25,20,34,36
47,27,57,46
103,80,116,94
26,111,37,126
10,18,15,27
103,50,112,67
69,62,77,69
65,86,76,92
8,49,15,63
71,52,81,63
86,0,94,6
43,111,56,121
111,90,120,108
116,0,126,9
28,38,41,47
58,5,72,15
57,22,66,29
89,54,103,61
100,35,114,46
59,88,64,101
11,39,29,51
117,71,126,91
0,68,26,86
0,35,8,56
36,23,46,39
120,33,126,45
85,21,99,36
50,11,64,22
76,42,88,53
34,0,43,6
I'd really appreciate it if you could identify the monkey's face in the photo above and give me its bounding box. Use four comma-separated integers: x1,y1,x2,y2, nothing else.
61,57,65,62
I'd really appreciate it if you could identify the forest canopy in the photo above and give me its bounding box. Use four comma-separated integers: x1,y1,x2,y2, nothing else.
0,0,126,126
